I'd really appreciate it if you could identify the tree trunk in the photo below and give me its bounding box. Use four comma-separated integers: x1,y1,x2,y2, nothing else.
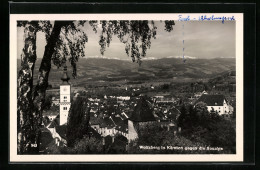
17,24,37,154
30,21,65,153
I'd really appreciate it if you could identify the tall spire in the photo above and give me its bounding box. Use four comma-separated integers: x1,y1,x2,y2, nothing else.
61,65,70,84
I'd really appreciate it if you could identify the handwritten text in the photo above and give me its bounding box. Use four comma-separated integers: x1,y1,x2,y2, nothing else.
178,15,235,23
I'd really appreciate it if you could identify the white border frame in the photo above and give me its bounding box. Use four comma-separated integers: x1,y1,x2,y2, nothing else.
10,13,243,162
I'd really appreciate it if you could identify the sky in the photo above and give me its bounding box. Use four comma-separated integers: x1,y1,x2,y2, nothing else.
17,20,236,60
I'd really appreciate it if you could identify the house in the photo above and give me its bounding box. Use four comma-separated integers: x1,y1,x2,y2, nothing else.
55,125,67,146
128,97,156,142
111,116,129,138
153,95,175,103
42,110,59,121
47,115,60,130
47,125,67,147
156,97,175,104
89,117,102,131
153,96,164,99
120,111,130,120
47,115,67,146
98,117,115,137
117,96,131,101
167,107,181,121
90,113,129,140
152,105,180,131
194,90,208,98
42,116,51,127
195,94,233,115
117,96,130,104
86,127,102,140
47,113,58,121
89,98,101,102
52,98,60,106
90,108,98,114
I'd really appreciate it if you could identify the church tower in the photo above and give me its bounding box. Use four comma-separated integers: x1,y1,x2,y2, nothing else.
59,66,71,125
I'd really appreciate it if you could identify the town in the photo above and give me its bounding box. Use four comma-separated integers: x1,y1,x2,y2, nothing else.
39,66,236,154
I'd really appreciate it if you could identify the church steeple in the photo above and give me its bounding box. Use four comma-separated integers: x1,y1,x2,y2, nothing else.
59,65,71,126
61,66,70,84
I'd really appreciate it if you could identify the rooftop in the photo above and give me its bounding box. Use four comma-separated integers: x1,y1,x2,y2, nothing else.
56,125,67,139
48,115,60,128
99,117,115,128
129,97,156,122
195,94,226,106
61,66,70,85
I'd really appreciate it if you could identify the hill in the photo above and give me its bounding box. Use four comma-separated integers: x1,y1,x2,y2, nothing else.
17,57,235,87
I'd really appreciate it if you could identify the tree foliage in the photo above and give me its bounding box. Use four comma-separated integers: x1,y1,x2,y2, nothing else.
106,134,128,154
52,21,88,77
68,135,103,154
127,124,206,154
67,97,90,147
86,20,175,65
177,103,236,153
43,94,53,110
46,135,103,154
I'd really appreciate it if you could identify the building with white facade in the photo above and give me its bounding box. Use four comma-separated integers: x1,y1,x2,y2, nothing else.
117,96,130,101
195,94,233,115
59,66,71,125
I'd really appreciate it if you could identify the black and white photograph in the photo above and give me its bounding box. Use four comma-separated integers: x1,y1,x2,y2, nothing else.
10,13,243,162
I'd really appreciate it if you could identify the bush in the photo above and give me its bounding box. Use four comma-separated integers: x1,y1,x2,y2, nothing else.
68,136,103,154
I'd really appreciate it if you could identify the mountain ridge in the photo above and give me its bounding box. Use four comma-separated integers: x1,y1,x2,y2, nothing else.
17,57,235,87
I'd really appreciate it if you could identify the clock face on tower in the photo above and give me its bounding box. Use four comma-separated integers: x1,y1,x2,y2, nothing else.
61,86,70,94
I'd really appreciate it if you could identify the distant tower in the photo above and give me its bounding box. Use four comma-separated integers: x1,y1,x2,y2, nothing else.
59,66,71,125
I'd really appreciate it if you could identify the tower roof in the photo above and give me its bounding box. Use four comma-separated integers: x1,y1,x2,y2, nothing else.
61,66,70,84
129,97,156,122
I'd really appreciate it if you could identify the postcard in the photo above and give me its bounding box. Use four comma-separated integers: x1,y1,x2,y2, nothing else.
10,13,243,162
